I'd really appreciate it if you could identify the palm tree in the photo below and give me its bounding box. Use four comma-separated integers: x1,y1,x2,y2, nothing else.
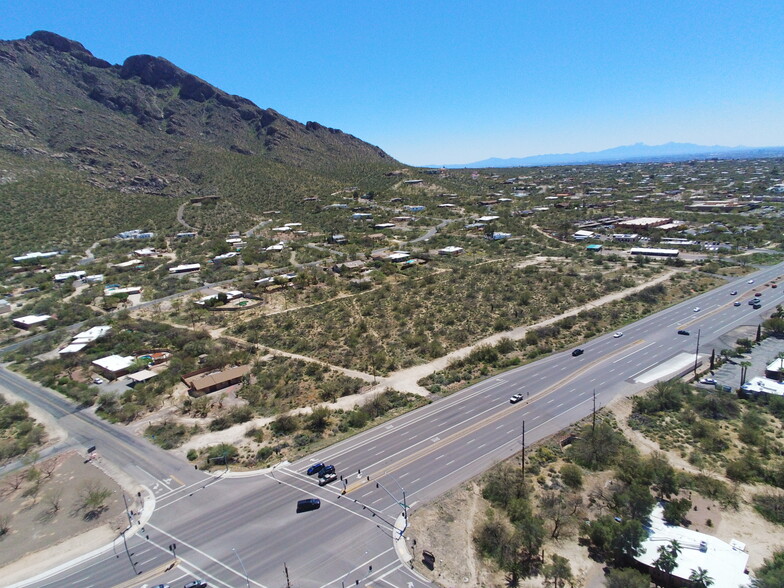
739,360,752,388
689,567,714,588
654,541,682,587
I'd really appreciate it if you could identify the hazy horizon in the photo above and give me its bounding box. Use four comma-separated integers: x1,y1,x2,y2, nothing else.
3,1,783,166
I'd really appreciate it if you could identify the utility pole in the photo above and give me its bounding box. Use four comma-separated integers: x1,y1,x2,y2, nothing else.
693,329,701,376
519,420,525,498
284,562,292,588
592,389,596,433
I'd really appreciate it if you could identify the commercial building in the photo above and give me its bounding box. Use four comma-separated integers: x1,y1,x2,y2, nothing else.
635,505,750,588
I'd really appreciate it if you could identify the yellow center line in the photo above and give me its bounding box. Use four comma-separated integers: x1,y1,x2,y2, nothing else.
345,339,643,494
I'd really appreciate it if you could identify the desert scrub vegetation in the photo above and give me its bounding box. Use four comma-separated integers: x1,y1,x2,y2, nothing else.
629,379,784,487
420,276,715,392
194,389,426,469
239,356,366,415
233,259,669,373
0,154,178,257
0,396,46,462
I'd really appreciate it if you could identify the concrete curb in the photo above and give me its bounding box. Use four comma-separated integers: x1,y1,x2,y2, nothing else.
7,486,154,588
393,513,412,564
201,460,289,478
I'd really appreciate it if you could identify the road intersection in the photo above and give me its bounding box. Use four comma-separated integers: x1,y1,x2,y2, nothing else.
6,262,784,588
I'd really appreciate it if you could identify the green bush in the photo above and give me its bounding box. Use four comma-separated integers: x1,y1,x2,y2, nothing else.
752,493,784,525
205,443,238,465
256,446,274,461
560,463,583,490
270,414,299,436
145,421,192,450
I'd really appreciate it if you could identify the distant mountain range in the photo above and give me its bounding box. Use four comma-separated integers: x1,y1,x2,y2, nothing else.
437,142,784,168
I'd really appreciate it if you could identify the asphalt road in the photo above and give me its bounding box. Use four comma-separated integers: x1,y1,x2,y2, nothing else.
10,262,784,588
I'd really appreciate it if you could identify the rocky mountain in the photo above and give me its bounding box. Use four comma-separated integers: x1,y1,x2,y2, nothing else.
0,30,395,195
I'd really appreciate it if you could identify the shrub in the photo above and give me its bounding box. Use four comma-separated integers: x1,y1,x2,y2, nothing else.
560,463,583,490
753,493,784,525
228,406,254,424
256,446,274,461
146,421,192,449
270,414,299,436
205,443,238,465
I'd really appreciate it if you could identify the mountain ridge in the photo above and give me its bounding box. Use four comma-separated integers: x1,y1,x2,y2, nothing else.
0,30,395,195
435,142,784,168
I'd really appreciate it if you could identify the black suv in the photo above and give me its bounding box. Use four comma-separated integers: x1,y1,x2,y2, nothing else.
677,330,690,336
571,349,584,357
318,465,336,478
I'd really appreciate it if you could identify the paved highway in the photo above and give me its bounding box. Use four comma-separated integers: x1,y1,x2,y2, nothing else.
10,262,784,588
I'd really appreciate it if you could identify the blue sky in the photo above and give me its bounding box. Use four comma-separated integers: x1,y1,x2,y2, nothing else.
3,1,783,165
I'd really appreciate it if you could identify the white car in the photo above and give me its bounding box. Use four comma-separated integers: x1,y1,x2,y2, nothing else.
700,378,717,385
613,332,623,338
748,279,755,284
93,378,104,385
509,393,524,404
693,307,700,312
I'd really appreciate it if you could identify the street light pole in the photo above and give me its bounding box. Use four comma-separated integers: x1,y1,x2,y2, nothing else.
694,328,701,376
233,547,250,588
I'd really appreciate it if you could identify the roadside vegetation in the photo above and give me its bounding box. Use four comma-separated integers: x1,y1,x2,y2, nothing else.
0,396,46,462
186,388,428,470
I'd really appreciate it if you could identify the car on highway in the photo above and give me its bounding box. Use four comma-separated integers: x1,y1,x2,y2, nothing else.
748,279,755,284
307,462,325,476
677,330,690,335
693,307,700,312
613,332,623,338
509,393,524,404
734,301,741,306
151,585,170,588
296,498,321,513
773,284,778,289
319,472,338,486
571,348,584,356
730,291,737,296
754,292,762,297
749,298,761,305
184,581,208,588
318,465,336,478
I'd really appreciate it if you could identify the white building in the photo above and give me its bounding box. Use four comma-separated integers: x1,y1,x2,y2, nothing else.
12,251,60,263
104,286,142,296
635,505,750,588
53,271,86,282
169,264,201,274
438,246,464,256
13,314,52,329
92,355,135,378
573,230,597,240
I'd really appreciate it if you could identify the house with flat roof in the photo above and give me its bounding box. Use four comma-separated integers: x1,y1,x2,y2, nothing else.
13,251,60,263
13,314,52,329
54,270,86,282
438,246,464,256
182,365,251,396
169,264,201,274
92,355,135,379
